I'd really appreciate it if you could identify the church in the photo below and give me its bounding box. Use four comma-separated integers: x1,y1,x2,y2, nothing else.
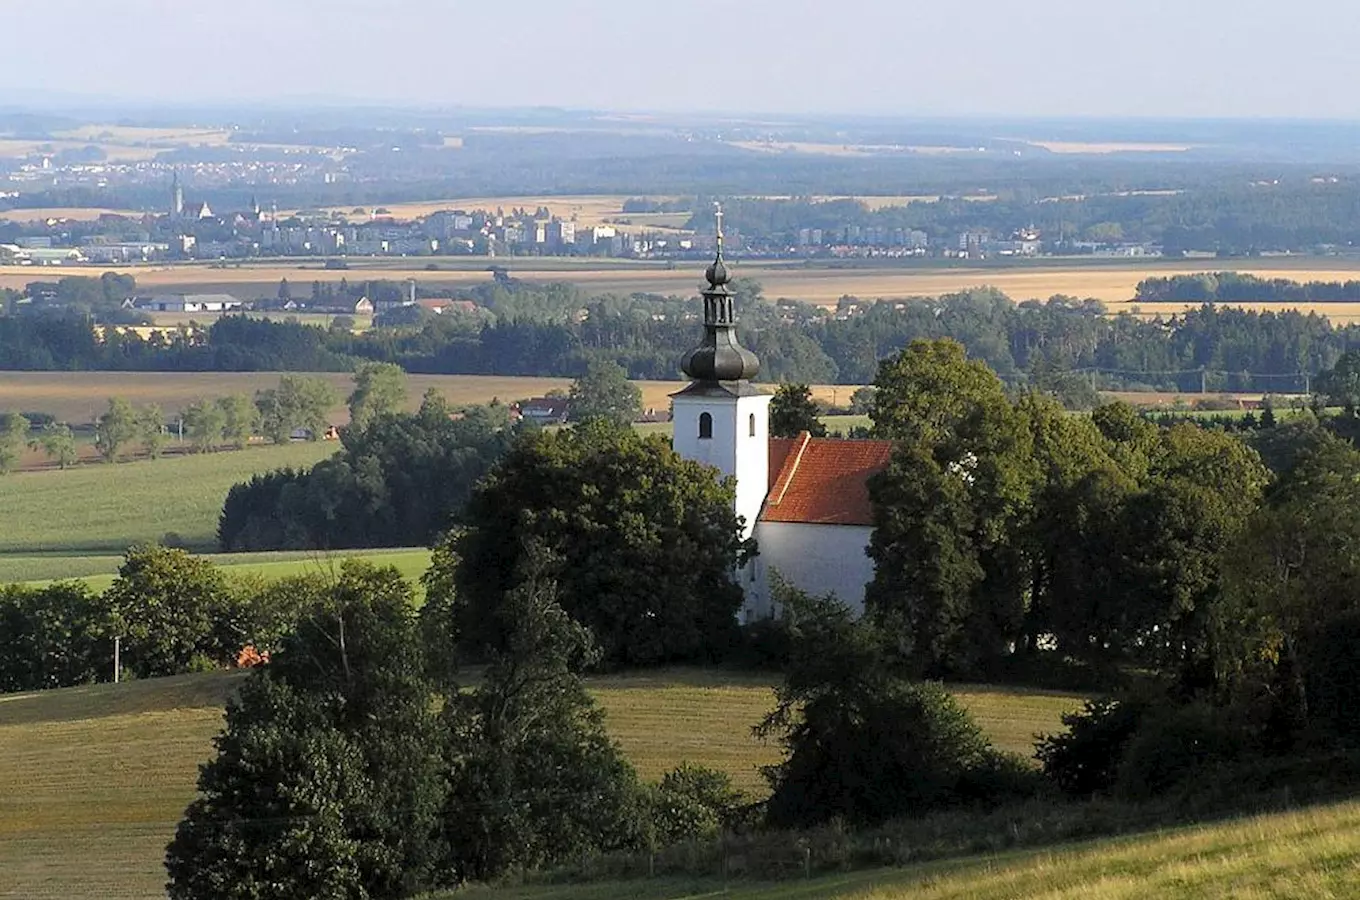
669,218,893,620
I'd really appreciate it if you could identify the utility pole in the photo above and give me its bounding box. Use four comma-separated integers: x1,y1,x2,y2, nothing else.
113,636,120,684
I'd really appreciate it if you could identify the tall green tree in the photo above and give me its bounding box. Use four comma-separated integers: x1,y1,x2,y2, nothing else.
166,563,447,900
31,422,78,469
769,383,826,438
101,545,244,678
1316,349,1360,416
182,399,226,453
95,397,138,462
438,553,646,882
865,339,1038,675
215,394,258,448
447,420,748,667
140,403,167,459
255,374,338,443
348,361,409,430
567,359,642,427
0,411,29,473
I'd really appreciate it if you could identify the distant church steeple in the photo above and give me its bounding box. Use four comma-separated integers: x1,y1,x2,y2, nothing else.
680,204,760,384
171,170,184,218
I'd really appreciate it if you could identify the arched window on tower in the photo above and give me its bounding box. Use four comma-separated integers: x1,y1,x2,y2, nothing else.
699,412,713,440
749,413,756,437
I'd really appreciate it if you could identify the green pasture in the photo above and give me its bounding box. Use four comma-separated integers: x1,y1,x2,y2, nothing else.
0,669,1084,899
0,442,335,563
8,547,433,593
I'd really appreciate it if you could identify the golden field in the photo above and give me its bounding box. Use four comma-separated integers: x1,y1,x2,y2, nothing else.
0,372,850,424
0,669,1083,899
16,259,1360,311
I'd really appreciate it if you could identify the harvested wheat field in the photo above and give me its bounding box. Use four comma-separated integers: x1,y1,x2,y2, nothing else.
0,669,1082,899
0,372,849,425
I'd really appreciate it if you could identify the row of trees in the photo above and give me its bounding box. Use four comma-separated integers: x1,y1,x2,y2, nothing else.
9,278,1360,393
0,546,312,692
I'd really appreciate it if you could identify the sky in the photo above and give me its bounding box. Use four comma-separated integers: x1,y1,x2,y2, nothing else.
7,0,1360,119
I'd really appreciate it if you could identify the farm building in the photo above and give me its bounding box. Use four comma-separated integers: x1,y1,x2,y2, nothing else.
672,224,889,620
513,397,571,425
139,294,244,313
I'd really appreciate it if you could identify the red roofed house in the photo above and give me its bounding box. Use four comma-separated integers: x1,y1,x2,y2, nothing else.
672,219,890,620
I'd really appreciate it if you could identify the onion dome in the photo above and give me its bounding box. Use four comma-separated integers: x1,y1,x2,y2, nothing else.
681,204,760,383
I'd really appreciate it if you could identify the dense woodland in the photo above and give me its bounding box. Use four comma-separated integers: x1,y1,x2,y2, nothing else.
5,274,1360,394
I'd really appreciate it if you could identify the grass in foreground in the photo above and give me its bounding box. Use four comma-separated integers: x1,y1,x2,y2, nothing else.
0,669,1082,899
0,442,334,559
453,798,1360,899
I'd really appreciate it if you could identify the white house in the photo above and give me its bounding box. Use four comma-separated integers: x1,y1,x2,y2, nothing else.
670,217,890,620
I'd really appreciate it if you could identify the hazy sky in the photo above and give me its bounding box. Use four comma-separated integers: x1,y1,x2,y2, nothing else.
7,0,1360,118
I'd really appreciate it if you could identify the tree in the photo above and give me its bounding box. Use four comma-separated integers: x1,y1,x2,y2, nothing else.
437,553,646,882
849,386,877,415
181,399,226,453
140,403,167,459
447,420,748,667
215,394,257,448
865,340,1038,675
0,581,108,692
0,411,29,474
167,563,447,899
101,545,243,678
255,375,338,443
31,422,77,469
769,383,826,438
276,277,291,302
1315,349,1360,416
567,359,642,427
95,397,139,462
348,361,409,430
757,585,1025,828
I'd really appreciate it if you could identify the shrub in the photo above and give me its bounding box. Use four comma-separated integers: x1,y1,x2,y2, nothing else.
648,763,745,846
764,679,998,828
1115,702,1243,800
1302,610,1360,744
1036,696,1150,797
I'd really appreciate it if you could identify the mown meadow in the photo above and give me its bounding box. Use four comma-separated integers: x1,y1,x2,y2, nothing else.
0,669,1085,899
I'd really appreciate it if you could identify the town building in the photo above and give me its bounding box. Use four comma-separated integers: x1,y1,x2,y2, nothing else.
671,212,891,620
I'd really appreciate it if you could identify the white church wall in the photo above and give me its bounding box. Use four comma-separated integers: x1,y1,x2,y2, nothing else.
752,521,875,617
672,392,771,541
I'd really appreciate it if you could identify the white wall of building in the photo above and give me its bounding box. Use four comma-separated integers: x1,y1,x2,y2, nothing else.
750,522,875,618
672,392,772,541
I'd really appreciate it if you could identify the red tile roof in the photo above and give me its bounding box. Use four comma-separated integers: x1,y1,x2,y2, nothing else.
761,432,895,526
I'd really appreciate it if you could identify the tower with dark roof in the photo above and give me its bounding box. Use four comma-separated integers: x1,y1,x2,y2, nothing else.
671,205,772,543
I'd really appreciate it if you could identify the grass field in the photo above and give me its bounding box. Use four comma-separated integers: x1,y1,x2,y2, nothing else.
0,669,1083,899
454,799,1360,899
0,441,334,559
8,547,433,594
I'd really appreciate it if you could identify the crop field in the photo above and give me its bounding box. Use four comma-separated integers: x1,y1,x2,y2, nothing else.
0,372,856,426
0,669,1083,899
0,441,335,560
15,258,1360,310
456,799,1360,899
7,548,433,594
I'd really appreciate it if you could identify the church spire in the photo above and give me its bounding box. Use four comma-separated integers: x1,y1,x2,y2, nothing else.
681,203,760,383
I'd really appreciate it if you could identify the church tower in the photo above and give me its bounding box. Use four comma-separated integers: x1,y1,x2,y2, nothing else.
672,206,771,541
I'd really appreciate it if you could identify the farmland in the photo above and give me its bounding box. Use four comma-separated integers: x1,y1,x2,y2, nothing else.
0,441,334,561
0,668,1084,899
13,257,1360,314
0,371,857,425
